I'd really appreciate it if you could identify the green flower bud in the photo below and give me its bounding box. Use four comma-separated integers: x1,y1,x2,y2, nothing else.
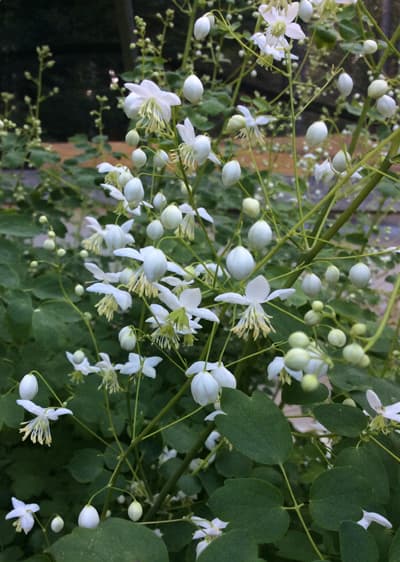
301,373,319,392
284,348,310,370
128,500,143,522
304,310,321,326
328,328,347,348
343,343,364,364
288,331,310,348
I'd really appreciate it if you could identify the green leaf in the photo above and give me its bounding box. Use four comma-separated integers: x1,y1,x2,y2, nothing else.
67,448,104,483
208,478,289,543
216,389,293,465
282,380,329,405
197,530,260,562
47,518,169,562
389,526,400,561
0,394,23,429
339,521,379,562
276,530,319,561
310,467,370,530
0,264,20,289
0,214,41,237
164,422,202,453
313,404,367,437
215,450,252,478
6,290,32,342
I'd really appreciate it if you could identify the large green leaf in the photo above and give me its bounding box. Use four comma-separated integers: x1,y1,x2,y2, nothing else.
0,214,41,237
47,518,169,562
197,530,260,562
389,526,400,561
339,521,379,562
208,478,289,543
310,467,371,530
67,448,104,483
276,530,320,562
0,394,23,429
216,389,293,465
6,290,32,342
313,404,367,437
0,264,20,289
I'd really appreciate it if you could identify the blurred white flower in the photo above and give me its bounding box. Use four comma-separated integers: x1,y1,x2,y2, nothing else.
116,353,162,379
191,516,228,558
5,497,40,534
17,400,72,446
176,118,220,171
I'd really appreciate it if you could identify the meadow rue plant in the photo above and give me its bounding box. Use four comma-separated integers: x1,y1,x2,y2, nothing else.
2,2,400,561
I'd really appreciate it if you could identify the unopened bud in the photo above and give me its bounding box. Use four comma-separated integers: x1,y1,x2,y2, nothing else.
50,515,64,533
332,149,350,173
302,273,322,298
288,331,310,348
146,219,164,241
131,148,147,168
154,149,169,169
367,79,389,99
78,505,100,529
301,373,319,392
248,220,272,249
376,95,397,118
328,328,347,348
19,374,39,400
325,264,340,285
128,500,143,522
337,73,353,97
284,348,310,370
349,263,371,288
124,178,144,205
153,192,167,211
242,197,260,218
125,129,140,147
183,74,204,104
304,310,321,326
226,245,255,280
298,0,313,22
343,343,364,364
305,121,328,146
118,326,137,351
160,204,183,230
222,160,241,186
362,39,378,54
43,239,56,251
226,114,246,133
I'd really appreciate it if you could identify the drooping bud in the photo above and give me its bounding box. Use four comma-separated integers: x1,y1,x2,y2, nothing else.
78,505,100,529
142,248,168,282
342,343,364,365
302,273,322,298
301,373,319,392
124,178,144,205
328,328,347,348
349,263,371,288
226,114,246,133
183,74,204,104
226,245,255,280
222,160,241,186
332,149,350,173
73,350,86,364
284,348,310,371
242,197,260,218
362,39,378,54
128,500,143,522
194,15,211,40
311,300,324,312
19,374,39,400
248,220,273,249
305,121,328,146
351,323,367,336
191,371,220,406
193,135,211,165
131,148,147,168
376,95,397,118
50,515,64,533
304,310,321,326
118,326,137,351
146,219,164,241
337,73,353,97
75,284,85,297
367,79,389,99
298,0,313,22
324,264,340,285
125,129,140,147
160,204,183,230
288,331,310,349
154,150,169,169
153,192,167,211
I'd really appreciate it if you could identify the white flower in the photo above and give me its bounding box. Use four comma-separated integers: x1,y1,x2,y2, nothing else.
158,446,178,466
116,353,162,379
100,182,148,215
123,79,181,132
191,516,228,558
16,400,72,446
314,159,335,186
84,262,121,283
157,284,219,325
146,303,202,349
186,361,236,406
65,351,100,377
365,389,400,424
83,217,134,254
357,510,392,530
178,203,214,240
176,118,220,171
215,275,295,339
96,352,121,393
78,505,100,529
236,105,275,144
5,497,40,534
86,283,132,320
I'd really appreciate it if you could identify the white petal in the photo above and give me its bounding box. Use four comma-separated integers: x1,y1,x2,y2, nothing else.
267,357,285,380
245,276,271,303
286,22,305,40
366,389,382,413
180,288,202,310
214,292,248,305
186,361,207,376
266,288,296,301
114,248,142,261
16,399,44,416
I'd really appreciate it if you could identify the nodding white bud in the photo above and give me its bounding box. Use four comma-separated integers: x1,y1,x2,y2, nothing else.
288,331,310,349
118,326,137,351
226,114,246,133
376,95,397,118
328,329,347,348
128,500,143,522
119,267,134,285
349,263,371,288
301,374,319,392
332,149,350,173
298,0,313,22
183,74,204,104
359,353,370,368
284,348,310,370
343,398,356,407
325,264,340,285
248,220,273,249
312,300,324,312
222,160,241,186
75,284,85,296
124,177,144,205
242,197,260,218
146,219,164,241
125,129,140,147
194,15,211,40
367,79,389,99
351,322,367,336
154,149,169,169
342,343,364,365
73,350,86,364
43,239,56,251
78,505,100,529
142,248,168,282
226,245,255,280
131,148,147,168
305,121,328,146
362,39,378,54
302,273,322,298
160,204,183,230
50,515,64,533
191,371,220,406
153,192,167,211
117,170,134,187
304,310,321,326
337,73,353,97
193,135,211,165
19,374,39,400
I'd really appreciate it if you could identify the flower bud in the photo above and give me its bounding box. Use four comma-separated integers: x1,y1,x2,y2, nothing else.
298,0,313,22
349,263,371,288
288,331,310,348
376,95,397,118
301,373,319,392
222,160,241,186
153,192,167,211
160,204,183,230
43,239,56,251
302,273,322,298
337,73,353,97
194,15,211,40
119,267,134,285
143,248,168,282
226,114,246,133
73,350,86,364
19,374,39,400
50,515,64,533
325,264,340,285
146,219,164,241
284,348,310,370
242,198,260,218
328,328,347,348
191,371,219,406
131,148,147,168
304,310,321,326
124,178,144,205
342,398,356,407
226,245,255,280
128,500,143,522
359,353,370,368
74,284,84,297
248,220,272,249
78,505,100,529
154,150,169,169
362,39,378,54
117,170,133,187
57,248,66,257
80,249,89,259
305,121,328,146
367,79,389,99
125,129,140,147
311,300,324,312
351,323,367,336
342,343,364,364
39,215,48,224
183,74,204,104
118,326,137,351
193,135,211,165
332,149,350,173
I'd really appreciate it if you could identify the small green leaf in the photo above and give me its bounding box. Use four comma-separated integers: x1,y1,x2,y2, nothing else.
67,449,104,483
276,530,319,561
6,290,32,342
208,478,289,543
313,404,367,437
216,389,293,465
339,521,379,562
197,530,259,562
